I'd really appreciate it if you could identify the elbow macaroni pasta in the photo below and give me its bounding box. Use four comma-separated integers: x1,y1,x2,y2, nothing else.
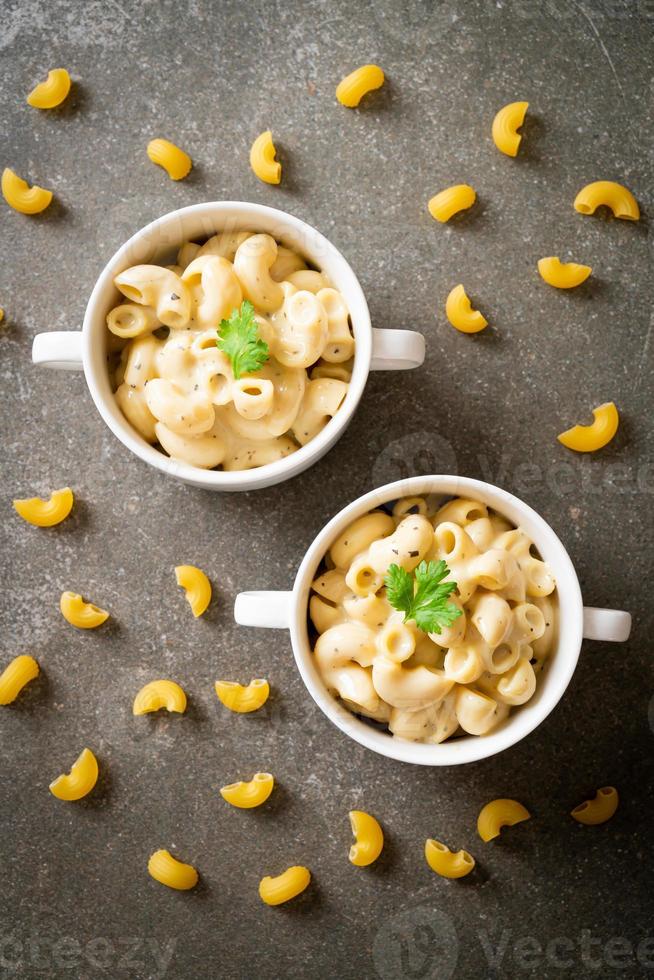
428,185,476,223
146,139,192,180
250,131,281,184
0,655,39,705
60,592,109,629
336,65,385,107
133,680,187,715
571,787,619,825
175,565,211,617
13,487,74,526
148,849,199,890
214,678,270,712
259,866,311,905
492,101,529,157
220,772,274,808
27,68,71,108
2,167,53,214
537,257,592,289
310,496,557,743
445,285,488,334
477,798,531,840
573,181,639,221
424,839,475,879
49,748,99,801
349,810,384,867
557,402,618,452
107,231,353,470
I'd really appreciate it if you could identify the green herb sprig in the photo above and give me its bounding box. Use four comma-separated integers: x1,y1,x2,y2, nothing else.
384,559,462,635
216,300,269,379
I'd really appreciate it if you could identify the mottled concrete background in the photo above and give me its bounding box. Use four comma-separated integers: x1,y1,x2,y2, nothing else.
1,1,652,978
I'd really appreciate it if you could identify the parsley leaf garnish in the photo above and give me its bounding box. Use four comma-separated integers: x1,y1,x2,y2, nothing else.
216,300,269,379
384,559,462,635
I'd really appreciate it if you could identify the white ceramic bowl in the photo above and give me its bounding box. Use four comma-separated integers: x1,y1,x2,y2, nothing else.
234,475,632,765
32,201,425,491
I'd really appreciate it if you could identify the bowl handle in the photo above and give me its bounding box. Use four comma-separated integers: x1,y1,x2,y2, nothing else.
583,606,631,642
33,332,83,371
234,591,293,629
370,328,425,370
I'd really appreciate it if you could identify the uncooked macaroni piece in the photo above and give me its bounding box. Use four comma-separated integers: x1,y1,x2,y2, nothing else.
220,772,274,809
2,167,53,214
148,849,199,890
60,591,109,629
107,232,353,470
445,285,488,333
175,565,211,617
557,402,618,452
349,810,384,867
147,138,192,181
310,496,557,743
0,655,39,705
477,798,530,841
133,680,187,715
27,68,71,108
214,678,270,713
492,101,529,157
250,131,281,184
428,185,476,223
13,487,74,526
259,866,311,905
571,787,618,825
573,181,639,221
336,65,385,107
424,839,475,878
537,257,592,289
49,748,99,801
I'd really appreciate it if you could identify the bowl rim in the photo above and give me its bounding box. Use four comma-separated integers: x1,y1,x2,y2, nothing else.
81,200,372,490
289,474,583,765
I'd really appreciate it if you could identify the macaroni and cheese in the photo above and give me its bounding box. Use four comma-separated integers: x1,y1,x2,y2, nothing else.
107,232,354,470
310,495,557,743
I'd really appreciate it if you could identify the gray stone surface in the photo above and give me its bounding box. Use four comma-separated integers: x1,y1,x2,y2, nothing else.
1,1,653,978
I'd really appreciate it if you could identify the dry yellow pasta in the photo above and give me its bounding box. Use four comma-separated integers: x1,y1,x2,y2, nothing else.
146,139,192,181
220,772,274,809
27,68,71,108
537,256,592,289
148,849,199,890
0,655,39,705
13,487,74,527
250,130,281,185
573,180,639,221
571,787,619,825
557,402,618,452
445,284,488,333
259,866,311,906
175,564,211,617
477,798,531,841
2,167,53,214
59,591,109,629
336,64,385,107
424,839,475,879
133,680,187,716
491,101,529,157
428,184,476,223
214,678,269,713
349,811,384,867
49,748,99,801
